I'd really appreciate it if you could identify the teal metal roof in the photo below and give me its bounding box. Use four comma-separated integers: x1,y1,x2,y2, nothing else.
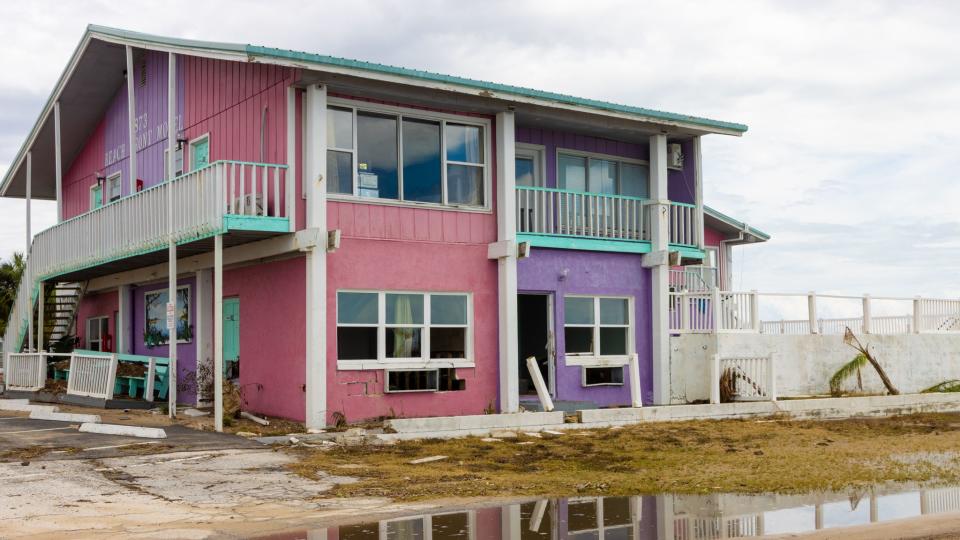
88,24,747,135
704,205,770,241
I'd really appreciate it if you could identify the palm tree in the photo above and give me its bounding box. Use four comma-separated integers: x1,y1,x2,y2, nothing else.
0,252,26,336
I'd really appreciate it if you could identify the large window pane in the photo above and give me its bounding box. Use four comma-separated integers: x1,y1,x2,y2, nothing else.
430,327,466,358
357,112,399,200
599,327,628,355
600,298,629,325
327,107,353,149
559,154,587,192
402,118,442,203
387,328,422,358
620,163,648,198
516,157,536,187
338,292,378,324
589,158,617,194
565,327,594,354
386,293,424,324
337,327,377,360
327,150,353,194
445,124,483,163
447,164,483,206
431,295,467,325
565,297,594,325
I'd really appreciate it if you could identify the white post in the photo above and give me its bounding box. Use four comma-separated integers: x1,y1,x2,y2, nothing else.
914,296,922,334
693,136,704,249
767,353,777,401
304,84,328,429
167,51,178,417
862,294,872,334
117,285,131,354
808,291,818,334
26,150,32,352
628,353,643,407
214,234,224,431
680,293,690,332
525,356,553,412
125,45,138,196
496,110,519,413
711,287,722,332
145,357,156,402
106,354,119,400
649,133,671,404
195,269,213,406
750,290,760,333
285,87,297,232
54,102,63,222
710,353,721,404
37,281,44,351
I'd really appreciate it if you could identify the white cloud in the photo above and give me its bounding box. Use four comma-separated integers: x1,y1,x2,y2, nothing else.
0,0,957,299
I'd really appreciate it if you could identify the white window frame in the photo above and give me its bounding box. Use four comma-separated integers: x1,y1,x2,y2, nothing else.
105,171,122,203
86,316,110,352
326,98,492,212
581,366,625,387
188,133,211,172
378,511,476,540
567,497,637,537
144,284,192,345
516,143,545,187
89,182,103,210
556,148,649,197
336,290,474,370
563,295,634,367
163,146,184,180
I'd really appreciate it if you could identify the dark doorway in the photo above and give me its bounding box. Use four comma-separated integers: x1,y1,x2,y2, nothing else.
518,294,551,396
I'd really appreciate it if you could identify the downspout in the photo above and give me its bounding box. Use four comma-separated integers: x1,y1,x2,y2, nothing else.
717,224,749,291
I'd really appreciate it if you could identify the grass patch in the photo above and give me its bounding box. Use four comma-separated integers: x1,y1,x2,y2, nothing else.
290,413,960,501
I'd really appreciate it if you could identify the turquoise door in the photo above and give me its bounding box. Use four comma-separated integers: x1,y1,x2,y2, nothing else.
91,184,103,209
191,138,210,171
223,298,240,377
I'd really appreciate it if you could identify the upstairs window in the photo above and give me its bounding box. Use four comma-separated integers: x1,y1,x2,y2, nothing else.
106,172,122,203
326,101,489,208
558,151,649,198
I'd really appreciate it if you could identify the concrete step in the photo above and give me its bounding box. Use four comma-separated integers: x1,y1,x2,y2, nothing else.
520,399,597,413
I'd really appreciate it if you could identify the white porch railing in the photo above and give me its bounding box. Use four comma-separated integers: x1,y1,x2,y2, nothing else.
5,352,45,391
669,202,699,246
711,354,777,403
66,352,119,400
671,291,960,336
670,267,716,292
2,160,289,355
515,186,648,241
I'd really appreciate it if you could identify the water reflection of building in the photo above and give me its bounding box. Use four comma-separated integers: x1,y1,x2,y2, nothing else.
295,488,960,540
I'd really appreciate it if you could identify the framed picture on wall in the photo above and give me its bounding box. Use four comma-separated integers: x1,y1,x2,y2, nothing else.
144,285,192,347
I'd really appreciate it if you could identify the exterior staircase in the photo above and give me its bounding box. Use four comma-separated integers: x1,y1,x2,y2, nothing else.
43,282,85,348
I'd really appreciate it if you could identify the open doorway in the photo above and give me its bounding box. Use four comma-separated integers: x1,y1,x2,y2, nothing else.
518,293,553,397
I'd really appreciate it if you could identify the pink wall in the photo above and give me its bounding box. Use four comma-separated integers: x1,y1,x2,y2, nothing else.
704,225,723,247
75,290,118,351
224,256,307,421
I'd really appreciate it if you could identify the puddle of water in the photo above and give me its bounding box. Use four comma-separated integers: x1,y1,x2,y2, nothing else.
256,484,960,539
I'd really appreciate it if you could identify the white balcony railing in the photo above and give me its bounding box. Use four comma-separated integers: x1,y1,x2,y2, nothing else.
2,160,289,355
668,202,699,246
516,186,648,241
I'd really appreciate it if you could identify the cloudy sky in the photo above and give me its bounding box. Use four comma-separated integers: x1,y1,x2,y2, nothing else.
1,1,958,316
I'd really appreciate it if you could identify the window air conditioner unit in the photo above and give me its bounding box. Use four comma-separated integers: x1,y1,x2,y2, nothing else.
668,143,684,168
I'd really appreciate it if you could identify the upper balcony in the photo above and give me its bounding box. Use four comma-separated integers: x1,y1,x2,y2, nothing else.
515,185,701,256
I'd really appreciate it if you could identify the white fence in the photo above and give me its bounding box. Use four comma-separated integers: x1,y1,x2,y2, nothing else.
669,202,699,246
515,187,648,241
4,353,45,391
66,353,118,400
2,160,289,355
672,291,960,336
670,267,716,292
710,354,776,403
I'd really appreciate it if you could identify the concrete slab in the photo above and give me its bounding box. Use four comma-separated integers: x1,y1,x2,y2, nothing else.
29,411,101,423
79,423,167,439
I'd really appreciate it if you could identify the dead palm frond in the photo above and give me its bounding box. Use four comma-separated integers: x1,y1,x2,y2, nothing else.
922,380,960,393
829,353,869,396
719,366,764,403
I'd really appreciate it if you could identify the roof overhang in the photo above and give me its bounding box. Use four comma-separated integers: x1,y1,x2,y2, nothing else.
704,206,770,245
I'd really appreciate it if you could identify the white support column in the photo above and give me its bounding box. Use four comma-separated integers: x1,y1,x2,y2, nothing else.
54,102,63,222
496,110,519,414
195,269,213,406
214,234,224,432
26,150,32,352
808,291,818,334
693,136,704,249
750,290,761,332
117,285,131,354
913,296,922,334
649,133,670,405
304,84,328,429
167,51,178,417
862,294,872,334
37,281,44,351
286,87,297,232
125,45,138,196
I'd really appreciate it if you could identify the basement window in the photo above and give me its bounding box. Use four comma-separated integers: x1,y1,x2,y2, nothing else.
582,366,624,387
386,369,438,393
569,497,634,537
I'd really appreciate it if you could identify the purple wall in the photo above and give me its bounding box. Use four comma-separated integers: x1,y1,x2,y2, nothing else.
129,276,198,404
667,138,696,204
518,249,653,406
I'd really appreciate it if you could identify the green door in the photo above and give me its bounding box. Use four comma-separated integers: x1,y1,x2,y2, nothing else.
191,138,210,171
223,298,240,377
91,184,103,209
